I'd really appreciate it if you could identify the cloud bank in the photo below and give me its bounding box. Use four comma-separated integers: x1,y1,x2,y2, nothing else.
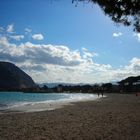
0,25,139,83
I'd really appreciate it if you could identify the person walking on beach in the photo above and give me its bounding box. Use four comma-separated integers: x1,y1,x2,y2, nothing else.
101,92,103,97
101,86,104,97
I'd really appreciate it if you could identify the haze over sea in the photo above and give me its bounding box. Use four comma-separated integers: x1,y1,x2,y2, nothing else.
0,92,99,112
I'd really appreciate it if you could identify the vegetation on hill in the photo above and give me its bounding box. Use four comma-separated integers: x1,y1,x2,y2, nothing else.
39,75,140,94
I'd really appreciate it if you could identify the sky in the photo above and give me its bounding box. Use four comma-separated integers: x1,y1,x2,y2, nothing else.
0,0,140,84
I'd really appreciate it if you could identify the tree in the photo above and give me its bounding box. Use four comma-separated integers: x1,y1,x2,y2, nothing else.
101,83,113,92
73,0,140,32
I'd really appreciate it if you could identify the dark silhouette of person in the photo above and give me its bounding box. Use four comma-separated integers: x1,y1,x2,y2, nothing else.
101,92,103,97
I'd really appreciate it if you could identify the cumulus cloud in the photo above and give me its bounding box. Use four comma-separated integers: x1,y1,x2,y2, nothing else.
7,24,14,33
82,48,98,66
109,58,140,81
125,57,140,72
0,37,84,66
113,32,122,37
32,34,44,40
134,33,140,42
10,35,24,41
0,35,111,83
0,25,139,83
0,35,139,83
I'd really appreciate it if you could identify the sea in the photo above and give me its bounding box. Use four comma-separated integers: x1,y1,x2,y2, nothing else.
0,92,100,113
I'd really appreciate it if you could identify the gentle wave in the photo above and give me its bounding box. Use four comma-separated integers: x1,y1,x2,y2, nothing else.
0,93,101,112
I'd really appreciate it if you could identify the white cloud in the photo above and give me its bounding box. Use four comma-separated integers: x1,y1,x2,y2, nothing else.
32,34,44,40
0,26,139,84
7,24,14,33
82,47,98,59
10,35,24,41
82,47,88,52
113,32,122,37
0,37,84,66
25,28,32,33
108,58,140,81
0,36,9,47
125,57,140,72
0,35,112,83
134,33,140,42
0,35,139,83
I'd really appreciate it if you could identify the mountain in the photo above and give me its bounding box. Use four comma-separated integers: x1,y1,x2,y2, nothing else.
119,75,140,85
118,75,140,92
0,61,36,90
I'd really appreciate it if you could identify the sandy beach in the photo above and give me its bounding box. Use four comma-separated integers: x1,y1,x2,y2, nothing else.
0,93,140,140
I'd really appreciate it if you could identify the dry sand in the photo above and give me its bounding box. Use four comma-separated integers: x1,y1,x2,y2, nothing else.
0,93,140,140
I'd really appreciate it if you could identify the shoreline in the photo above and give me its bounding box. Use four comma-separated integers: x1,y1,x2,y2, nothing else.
0,94,140,140
0,93,101,113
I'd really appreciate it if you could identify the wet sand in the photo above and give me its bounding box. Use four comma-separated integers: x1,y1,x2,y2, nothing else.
0,94,140,140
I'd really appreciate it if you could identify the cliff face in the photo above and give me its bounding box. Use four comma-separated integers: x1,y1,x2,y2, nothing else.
0,61,36,90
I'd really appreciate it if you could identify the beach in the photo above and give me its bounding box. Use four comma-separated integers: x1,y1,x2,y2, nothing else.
0,94,140,140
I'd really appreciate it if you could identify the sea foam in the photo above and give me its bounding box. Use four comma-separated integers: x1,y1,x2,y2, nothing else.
0,92,101,112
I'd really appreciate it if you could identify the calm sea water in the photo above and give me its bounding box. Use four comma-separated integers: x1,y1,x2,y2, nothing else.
0,92,99,111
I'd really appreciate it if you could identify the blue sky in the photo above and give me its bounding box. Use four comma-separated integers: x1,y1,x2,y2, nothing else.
0,0,140,83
